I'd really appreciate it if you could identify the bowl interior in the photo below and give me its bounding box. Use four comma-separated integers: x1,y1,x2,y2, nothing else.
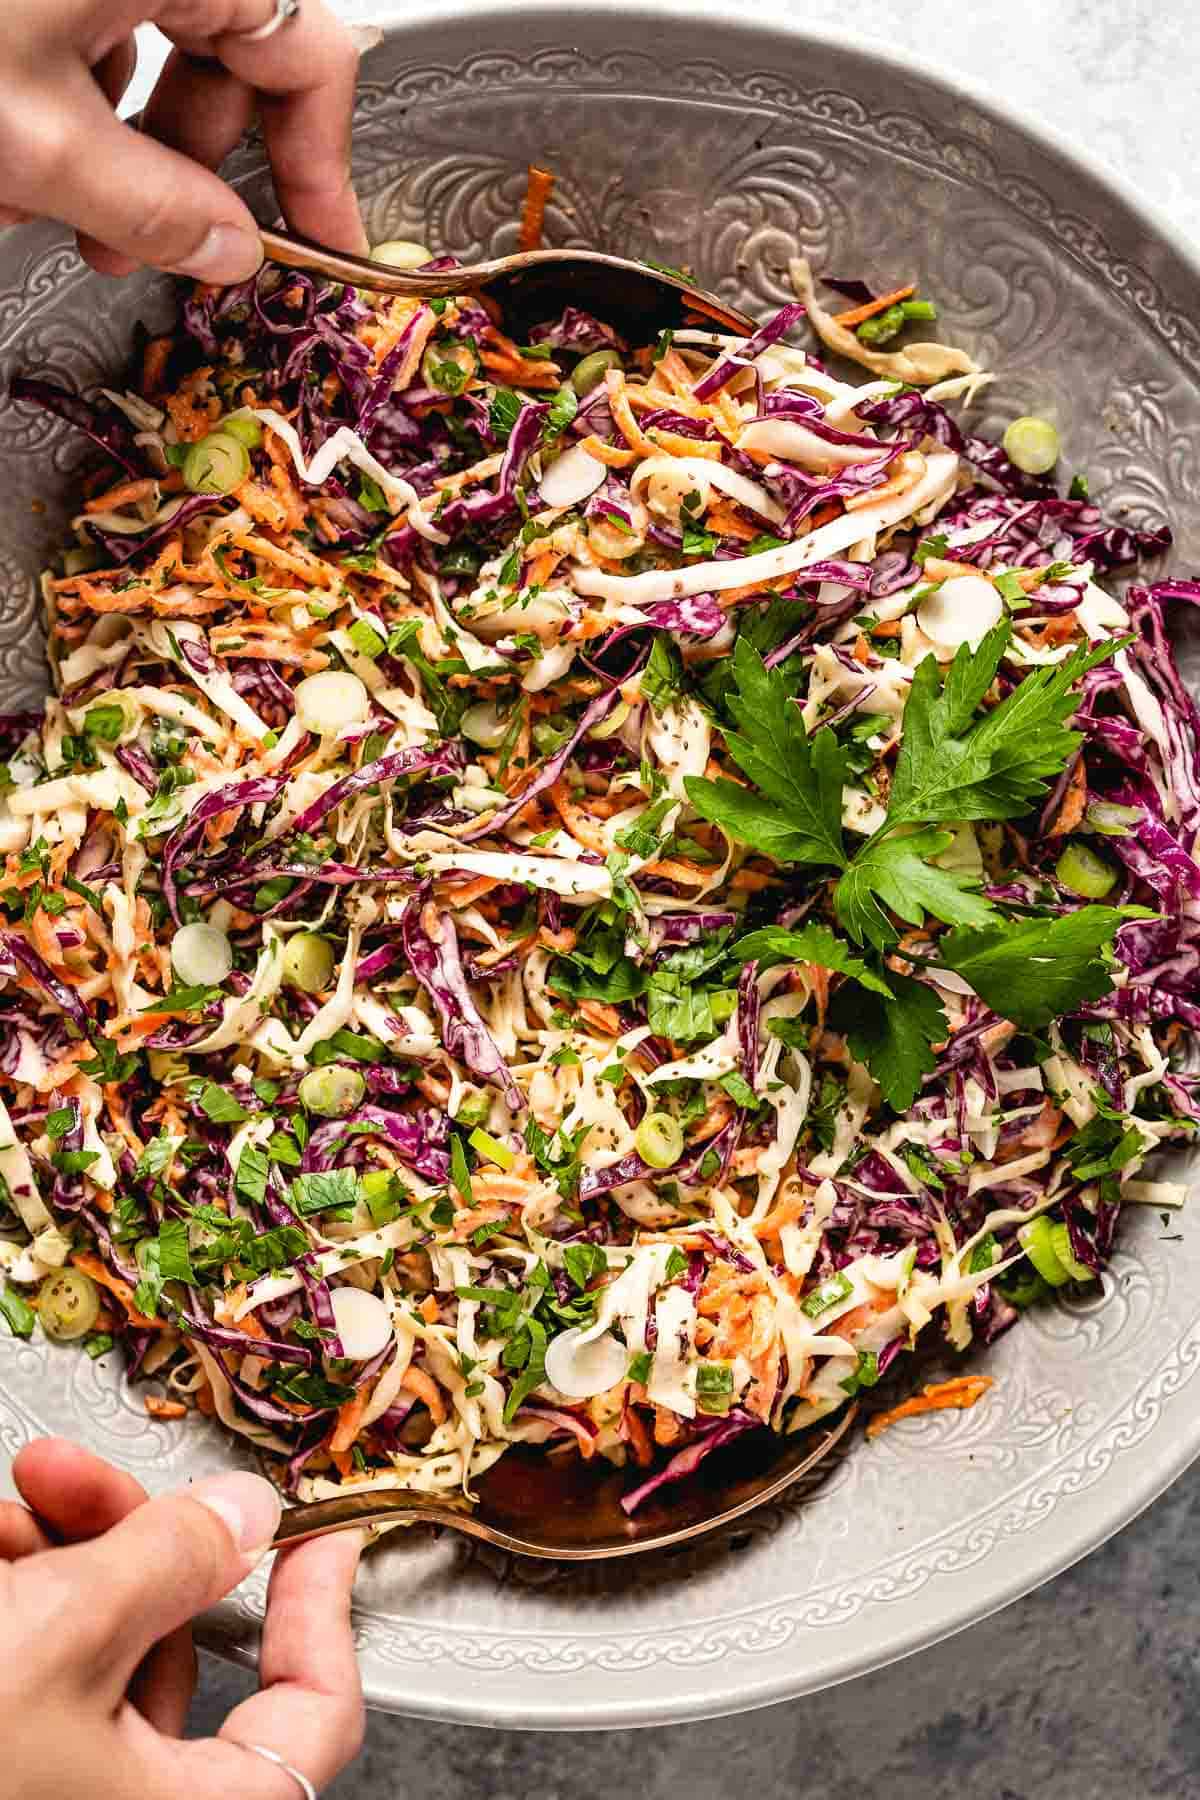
2,3,1199,1728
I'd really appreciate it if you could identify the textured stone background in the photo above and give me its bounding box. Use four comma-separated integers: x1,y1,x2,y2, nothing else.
130,0,1200,1788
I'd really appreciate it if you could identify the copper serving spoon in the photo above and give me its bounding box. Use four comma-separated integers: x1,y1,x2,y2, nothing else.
272,1406,857,1561
258,227,756,339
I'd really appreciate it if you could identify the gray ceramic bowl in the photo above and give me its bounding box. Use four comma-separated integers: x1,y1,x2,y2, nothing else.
1,0,1199,1730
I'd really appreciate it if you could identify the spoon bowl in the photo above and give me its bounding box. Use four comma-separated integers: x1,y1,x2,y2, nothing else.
273,1405,857,1561
258,228,757,339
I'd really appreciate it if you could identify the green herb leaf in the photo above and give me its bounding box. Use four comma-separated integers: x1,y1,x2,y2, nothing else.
135,1133,178,1182
543,383,578,442
450,1133,473,1206
827,969,947,1112
641,636,684,714
728,922,894,996
234,1143,269,1207
563,1242,608,1291
356,473,390,514
156,1218,195,1283
938,905,1140,1030
196,1080,249,1124
140,983,221,1016
834,826,999,950
489,387,524,443
45,1105,75,1140
887,626,1125,828
685,639,847,868
275,1370,356,1410
290,1169,358,1217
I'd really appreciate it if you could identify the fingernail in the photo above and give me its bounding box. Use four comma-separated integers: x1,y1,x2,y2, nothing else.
172,223,264,284
191,1471,282,1561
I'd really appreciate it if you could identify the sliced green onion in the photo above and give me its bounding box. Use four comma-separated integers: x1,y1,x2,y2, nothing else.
299,1065,365,1117
1018,1215,1071,1287
460,702,509,749
1049,1221,1096,1283
901,298,938,321
0,1284,36,1339
635,1111,684,1170
856,304,907,346
170,922,233,989
347,618,386,659
1002,415,1060,475
696,1361,735,1414
998,1265,1050,1309
62,546,102,578
361,1169,402,1227
589,699,630,740
455,1088,492,1130
800,1270,853,1318
371,239,433,270
37,1269,101,1342
182,430,251,496
283,932,335,993
468,1126,515,1170
1085,800,1141,837
1055,840,1117,899
222,410,264,451
571,350,623,396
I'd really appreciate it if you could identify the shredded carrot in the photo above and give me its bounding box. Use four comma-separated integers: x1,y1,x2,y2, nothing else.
578,999,622,1036
605,370,658,458
330,1390,369,1455
830,284,915,328
84,477,160,514
144,1395,189,1420
1046,754,1088,837
865,1376,994,1440
640,857,710,886
579,434,636,469
419,1295,440,1324
71,1252,160,1331
648,428,723,461
518,165,555,253
704,501,758,540
401,1365,447,1424
141,334,172,395
753,1193,806,1238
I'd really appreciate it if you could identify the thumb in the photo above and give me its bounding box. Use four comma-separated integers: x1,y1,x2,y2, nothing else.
9,60,264,282
21,1470,281,1699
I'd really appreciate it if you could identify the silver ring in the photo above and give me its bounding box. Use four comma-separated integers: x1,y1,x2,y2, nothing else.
244,1743,318,1800
235,0,301,42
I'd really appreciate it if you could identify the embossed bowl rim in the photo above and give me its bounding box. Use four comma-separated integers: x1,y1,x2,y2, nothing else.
9,0,1200,1729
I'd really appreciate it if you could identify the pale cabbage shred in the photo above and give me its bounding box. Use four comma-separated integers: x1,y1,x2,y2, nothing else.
0,275,1179,1514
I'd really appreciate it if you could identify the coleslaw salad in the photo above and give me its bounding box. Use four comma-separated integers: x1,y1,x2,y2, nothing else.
0,206,1195,1514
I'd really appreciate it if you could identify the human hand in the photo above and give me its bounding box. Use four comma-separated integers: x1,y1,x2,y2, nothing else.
0,1437,365,1800
0,0,367,284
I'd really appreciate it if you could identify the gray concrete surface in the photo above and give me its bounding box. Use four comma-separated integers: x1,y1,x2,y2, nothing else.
182,0,1200,1789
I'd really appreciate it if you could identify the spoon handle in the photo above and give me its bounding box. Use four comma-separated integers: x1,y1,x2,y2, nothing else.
258,228,460,297
273,1487,465,1548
